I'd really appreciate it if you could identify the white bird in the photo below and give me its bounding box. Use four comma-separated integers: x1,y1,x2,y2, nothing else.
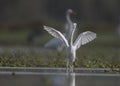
44,9,74,51
44,23,96,71
65,9,75,40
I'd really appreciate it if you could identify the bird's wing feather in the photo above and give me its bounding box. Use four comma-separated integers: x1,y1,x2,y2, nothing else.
44,38,63,48
73,31,96,49
44,26,69,47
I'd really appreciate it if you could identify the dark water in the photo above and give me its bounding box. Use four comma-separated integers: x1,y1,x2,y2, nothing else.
0,72,120,86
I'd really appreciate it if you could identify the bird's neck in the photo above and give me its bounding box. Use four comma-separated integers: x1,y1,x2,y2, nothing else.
70,33,73,46
70,23,77,47
70,27,75,46
66,12,72,24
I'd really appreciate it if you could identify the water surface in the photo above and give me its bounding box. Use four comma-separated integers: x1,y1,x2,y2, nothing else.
0,67,120,86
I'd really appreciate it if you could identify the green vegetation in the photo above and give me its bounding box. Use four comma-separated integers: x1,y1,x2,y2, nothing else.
0,47,119,68
0,47,120,74
0,44,119,69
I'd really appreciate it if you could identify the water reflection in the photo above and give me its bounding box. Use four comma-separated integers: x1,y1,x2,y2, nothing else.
52,72,75,86
67,73,75,86
43,72,120,86
0,71,120,86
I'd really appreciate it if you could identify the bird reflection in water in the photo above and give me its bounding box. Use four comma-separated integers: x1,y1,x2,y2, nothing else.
67,73,76,86
51,72,76,86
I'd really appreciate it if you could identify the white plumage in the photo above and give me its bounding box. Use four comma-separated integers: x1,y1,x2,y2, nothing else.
44,23,96,71
44,26,69,47
44,9,74,51
74,31,97,49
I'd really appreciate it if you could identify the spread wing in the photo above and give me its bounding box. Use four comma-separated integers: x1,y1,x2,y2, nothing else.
73,31,96,49
44,26,69,47
44,38,64,51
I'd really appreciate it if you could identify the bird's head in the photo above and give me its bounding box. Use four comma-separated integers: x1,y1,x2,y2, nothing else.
67,9,76,15
73,23,77,29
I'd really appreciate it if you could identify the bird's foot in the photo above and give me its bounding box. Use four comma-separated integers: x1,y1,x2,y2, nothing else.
66,65,74,73
70,65,74,72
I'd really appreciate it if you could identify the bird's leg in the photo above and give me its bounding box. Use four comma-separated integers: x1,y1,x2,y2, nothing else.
70,66,73,72
72,61,75,71
73,61,75,68
69,61,75,72
66,60,69,72
68,62,73,72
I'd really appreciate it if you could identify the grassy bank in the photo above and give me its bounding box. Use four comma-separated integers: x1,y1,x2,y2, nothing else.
0,47,119,69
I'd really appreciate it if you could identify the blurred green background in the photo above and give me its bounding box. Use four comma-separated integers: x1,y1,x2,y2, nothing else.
0,0,120,46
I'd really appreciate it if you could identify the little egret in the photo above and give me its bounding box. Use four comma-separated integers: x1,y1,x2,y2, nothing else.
44,23,96,71
44,9,75,51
